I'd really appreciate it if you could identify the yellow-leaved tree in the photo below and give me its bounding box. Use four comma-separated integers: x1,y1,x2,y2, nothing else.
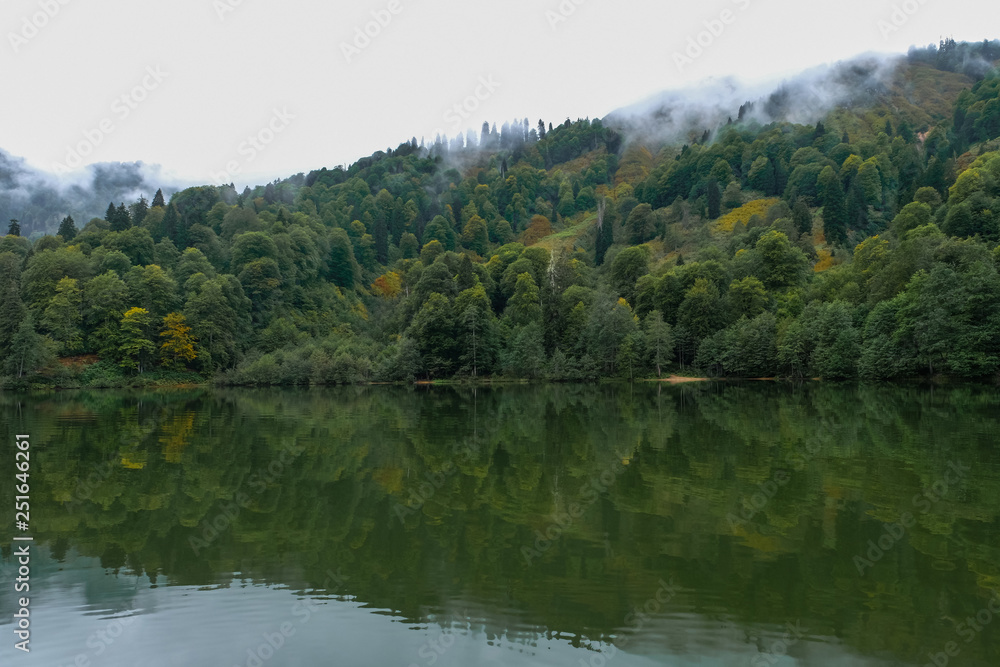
159,313,197,370
371,271,402,298
118,307,156,374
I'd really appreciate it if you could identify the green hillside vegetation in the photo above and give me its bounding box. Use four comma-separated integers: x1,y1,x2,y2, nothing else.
2,40,1000,387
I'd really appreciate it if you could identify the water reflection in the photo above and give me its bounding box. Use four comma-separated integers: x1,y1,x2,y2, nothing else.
1,383,999,666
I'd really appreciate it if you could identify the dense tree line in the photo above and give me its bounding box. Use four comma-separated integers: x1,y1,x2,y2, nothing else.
1,41,999,386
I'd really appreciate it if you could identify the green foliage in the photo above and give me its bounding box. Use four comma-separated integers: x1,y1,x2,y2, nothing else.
624,203,655,244
609,245,650,305
4,54,1000,383
891,202,932,237
805,301,860,379
424,215,456,251
729,276,769,319
586,295,638,375
755,231,809,289
409,292,458,378
126,264,179,321
678,278,726,345
557,180,576,218
643,310,673,377
856,160,883,207
819,166,848,246
504,273,542,327
502,321,546,378
4,313,49,378
84,270,129,354
41,277,83,354
697,313,778,377
184,276,251,370
894,260,1000,376
858,299,914,379
0,253,27,360
595,200,615,267
748,156,776,194
77,359,127,387
117,307,156,374
329,228,360,289
462,215,490,256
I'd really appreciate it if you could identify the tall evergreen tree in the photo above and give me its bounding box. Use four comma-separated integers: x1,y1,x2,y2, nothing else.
114,203,132,231
706,180,722,220
792,200,813,235
504,273,542,327
7,219,20,236
130,196,150,226
462,215,489,257
57,215,77,241
374,215,389,265
624,204,654,245
0,256,26,360
813,121,826,141
328,228,360,289
151,189,166,208
595,199,614,266
162,203,180,244
819,166,848,246
845,182,867,231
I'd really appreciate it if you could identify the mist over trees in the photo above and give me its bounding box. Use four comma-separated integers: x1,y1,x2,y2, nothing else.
0,151,176,237
2,39,1000,387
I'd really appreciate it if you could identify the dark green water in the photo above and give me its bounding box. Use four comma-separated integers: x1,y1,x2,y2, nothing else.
2,383,1000,667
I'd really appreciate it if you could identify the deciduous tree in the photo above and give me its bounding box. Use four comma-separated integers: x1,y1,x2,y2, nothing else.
159,312,198,369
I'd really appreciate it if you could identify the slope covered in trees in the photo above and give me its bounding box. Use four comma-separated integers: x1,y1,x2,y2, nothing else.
2,41,1000,387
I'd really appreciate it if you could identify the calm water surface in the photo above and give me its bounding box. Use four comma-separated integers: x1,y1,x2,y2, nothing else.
2,383,999,667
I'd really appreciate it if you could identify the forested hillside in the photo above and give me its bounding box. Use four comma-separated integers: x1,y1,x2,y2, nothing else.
2,40,1000,387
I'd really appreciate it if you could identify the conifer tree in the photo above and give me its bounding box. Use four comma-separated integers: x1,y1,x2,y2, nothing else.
595,199,614,266
57,215,77,241
819,166,848,246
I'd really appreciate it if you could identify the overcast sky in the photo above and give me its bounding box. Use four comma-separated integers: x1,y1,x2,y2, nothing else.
2,0,995,187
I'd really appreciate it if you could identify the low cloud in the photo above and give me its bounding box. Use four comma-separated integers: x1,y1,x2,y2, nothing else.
605,53,904,145
0,150,184,236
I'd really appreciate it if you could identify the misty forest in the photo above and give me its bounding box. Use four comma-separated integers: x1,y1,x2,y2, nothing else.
3,39,1000,388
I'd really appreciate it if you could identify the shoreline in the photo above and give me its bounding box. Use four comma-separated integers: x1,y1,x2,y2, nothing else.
3,373,997,392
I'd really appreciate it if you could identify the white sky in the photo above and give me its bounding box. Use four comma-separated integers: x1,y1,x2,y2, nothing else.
1,0,996,187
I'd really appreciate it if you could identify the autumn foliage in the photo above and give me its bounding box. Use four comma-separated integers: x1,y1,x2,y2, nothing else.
159,312,197,369
520,215,553,246
372,272,402,298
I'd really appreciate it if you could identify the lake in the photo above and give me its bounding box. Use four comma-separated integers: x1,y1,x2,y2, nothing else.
2,383,999,667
